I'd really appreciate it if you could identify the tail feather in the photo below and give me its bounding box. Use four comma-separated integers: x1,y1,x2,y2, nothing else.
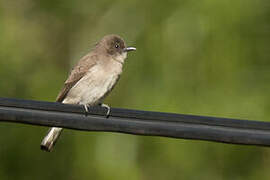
40,127,63,152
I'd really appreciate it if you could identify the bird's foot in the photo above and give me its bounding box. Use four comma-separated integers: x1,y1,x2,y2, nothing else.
83,104,89,116
100,103,110,118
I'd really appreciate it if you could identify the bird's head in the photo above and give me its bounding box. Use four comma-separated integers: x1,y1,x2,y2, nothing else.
97,34,136,64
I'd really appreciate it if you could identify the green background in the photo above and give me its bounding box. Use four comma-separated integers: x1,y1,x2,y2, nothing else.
0,0,270,179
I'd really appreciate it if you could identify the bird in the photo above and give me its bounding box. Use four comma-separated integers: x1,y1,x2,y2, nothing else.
40,34,136,152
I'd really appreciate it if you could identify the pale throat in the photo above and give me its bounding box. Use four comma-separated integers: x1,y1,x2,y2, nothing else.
112,52,127,65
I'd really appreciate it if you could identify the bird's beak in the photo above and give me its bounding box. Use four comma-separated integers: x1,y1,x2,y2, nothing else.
123,47,136,52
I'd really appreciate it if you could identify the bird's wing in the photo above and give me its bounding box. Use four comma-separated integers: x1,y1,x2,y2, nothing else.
56,54,97,102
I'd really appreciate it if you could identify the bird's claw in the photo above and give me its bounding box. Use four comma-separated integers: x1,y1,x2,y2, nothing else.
83,104,89,116
101,104,110,117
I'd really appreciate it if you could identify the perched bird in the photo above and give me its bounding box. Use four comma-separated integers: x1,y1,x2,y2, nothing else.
40,34,136,152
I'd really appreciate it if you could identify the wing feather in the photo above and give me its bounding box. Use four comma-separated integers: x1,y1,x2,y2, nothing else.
56,54,97,102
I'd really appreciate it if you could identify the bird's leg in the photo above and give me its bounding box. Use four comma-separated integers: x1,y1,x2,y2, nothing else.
100,103,110,117
83,104,89,116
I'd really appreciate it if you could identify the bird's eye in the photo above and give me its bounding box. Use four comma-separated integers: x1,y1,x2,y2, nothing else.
115,44,119,48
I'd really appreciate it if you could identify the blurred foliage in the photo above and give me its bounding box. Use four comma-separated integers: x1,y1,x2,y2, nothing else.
0,0,270,179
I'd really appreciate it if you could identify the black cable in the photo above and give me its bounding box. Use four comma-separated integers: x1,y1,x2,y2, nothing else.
0,97,269,147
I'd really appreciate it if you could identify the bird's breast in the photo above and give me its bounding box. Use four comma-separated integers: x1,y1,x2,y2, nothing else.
65,62,123,105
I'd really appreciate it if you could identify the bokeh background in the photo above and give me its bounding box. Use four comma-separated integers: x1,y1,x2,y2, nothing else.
0,0,270,179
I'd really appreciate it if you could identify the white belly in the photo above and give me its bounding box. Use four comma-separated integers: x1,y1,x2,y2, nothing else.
63,63,122,105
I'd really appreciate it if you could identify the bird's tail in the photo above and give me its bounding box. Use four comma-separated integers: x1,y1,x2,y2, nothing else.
40,127,63,152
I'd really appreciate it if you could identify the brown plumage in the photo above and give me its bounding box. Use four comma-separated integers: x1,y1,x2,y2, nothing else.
56,54,97,103
40,34,136,152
